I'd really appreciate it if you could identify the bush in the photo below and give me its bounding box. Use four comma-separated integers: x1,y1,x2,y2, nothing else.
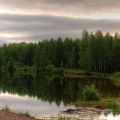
82,84,101,101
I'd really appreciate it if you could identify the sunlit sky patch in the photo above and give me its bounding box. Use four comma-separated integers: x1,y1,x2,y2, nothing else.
89,13,120,19
0,0,120,43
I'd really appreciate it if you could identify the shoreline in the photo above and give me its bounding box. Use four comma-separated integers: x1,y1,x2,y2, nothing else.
0,106,112,120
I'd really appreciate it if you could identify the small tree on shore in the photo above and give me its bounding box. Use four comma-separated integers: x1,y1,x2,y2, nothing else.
82,84,101,101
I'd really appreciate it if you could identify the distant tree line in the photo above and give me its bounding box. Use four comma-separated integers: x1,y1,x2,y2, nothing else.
0,30,120,73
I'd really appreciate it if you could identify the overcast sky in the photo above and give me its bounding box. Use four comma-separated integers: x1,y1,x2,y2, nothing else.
0,0,120,43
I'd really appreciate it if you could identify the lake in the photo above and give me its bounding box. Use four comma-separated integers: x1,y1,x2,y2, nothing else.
0,73,120,119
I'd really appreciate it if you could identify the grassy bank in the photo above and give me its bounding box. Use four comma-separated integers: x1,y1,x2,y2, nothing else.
75,97,120,113
75,84,120,113
64,69,110,80
108,72,120,87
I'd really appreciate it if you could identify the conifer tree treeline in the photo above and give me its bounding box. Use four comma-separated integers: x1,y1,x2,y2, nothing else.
0,30,120,73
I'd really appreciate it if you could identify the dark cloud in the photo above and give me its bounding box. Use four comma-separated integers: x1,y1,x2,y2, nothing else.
0,14,120,43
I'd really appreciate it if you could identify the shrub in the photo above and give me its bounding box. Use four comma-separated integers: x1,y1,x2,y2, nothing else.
82,84,101,101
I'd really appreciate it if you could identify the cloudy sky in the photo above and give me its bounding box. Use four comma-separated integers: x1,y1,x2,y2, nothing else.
0,0,120,43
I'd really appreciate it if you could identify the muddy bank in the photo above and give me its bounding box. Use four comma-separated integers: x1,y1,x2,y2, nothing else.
58,107,110,120
38,107,111,120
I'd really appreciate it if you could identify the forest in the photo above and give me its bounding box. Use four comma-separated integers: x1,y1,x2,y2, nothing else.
0,30,120,73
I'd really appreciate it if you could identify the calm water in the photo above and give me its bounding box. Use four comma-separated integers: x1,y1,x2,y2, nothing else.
0,73,120,119
0,92,74,117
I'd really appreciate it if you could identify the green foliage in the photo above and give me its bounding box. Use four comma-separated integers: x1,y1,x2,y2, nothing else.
46,64,55,73
55,67,64,74
104,97,116,102
112,72,120,78
0,30,120,73
110,72,120,86
7,58,15,73
55,37,64,67
106,102,120,112
82,84,101,101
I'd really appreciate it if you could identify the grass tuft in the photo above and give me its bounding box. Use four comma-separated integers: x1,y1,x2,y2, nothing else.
2,105,11,112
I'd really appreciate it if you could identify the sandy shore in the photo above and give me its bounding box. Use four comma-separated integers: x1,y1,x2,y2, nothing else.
0,110,37,120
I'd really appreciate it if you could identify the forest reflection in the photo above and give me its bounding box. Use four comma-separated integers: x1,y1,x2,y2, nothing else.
0,73,120,107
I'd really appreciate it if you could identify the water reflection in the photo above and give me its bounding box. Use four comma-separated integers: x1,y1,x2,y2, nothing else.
0,92,73,117
0,73,120,105
0,72,120,118
99,112,120,120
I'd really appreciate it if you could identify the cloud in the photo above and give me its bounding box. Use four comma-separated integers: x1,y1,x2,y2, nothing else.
0,13,120,44
0,1,120,44
0,0,120,18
